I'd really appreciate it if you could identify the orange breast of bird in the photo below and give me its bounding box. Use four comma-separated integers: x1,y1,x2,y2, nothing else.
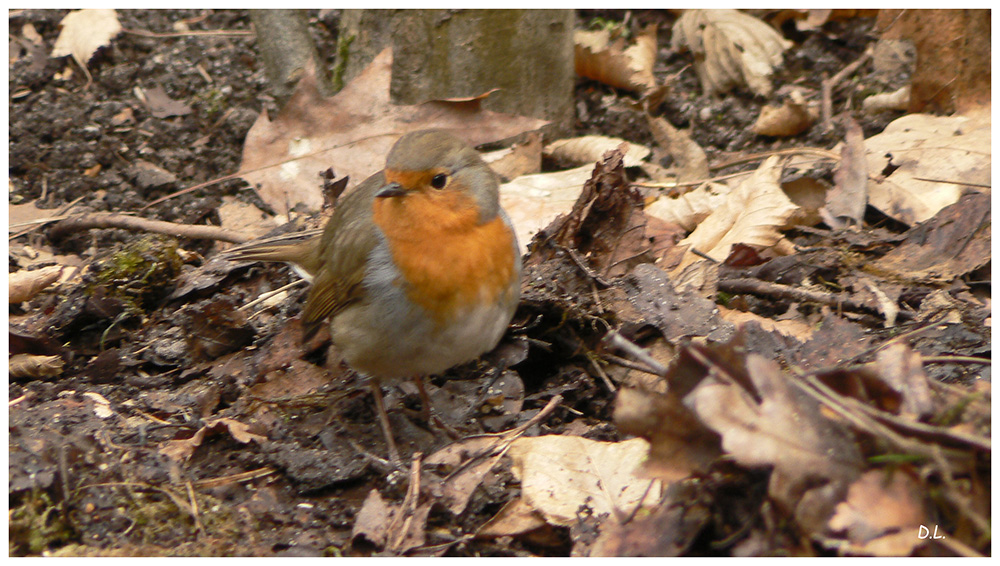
371,189,516,326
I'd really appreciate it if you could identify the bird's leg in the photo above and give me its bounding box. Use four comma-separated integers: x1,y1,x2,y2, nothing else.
370,383,401,464
413,375,432,423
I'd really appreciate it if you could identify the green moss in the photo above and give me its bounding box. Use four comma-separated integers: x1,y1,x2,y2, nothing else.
9,491,77,556
332,33,355,92
89,235,183,312
195,88,227,120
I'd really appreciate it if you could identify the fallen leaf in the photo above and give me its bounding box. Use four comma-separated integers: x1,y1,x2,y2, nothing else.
482,131,543,181
50,9,121,67
9,265,64,303
575,24,659,94
827,470,928,556
476,497,547,538
214,196,277,242
9,354,64,379
875,191,990,283
673,10,791,96
671,156,799,275
160,417,266,462
822,117,868,229
864,113,989,225
508,435,661,527
645,181,731,231
647,115,709,182
873,343,934,420
240,49,548,214
753,92,817,137
142,85,193,119
687,352,862,530
545,135,650,168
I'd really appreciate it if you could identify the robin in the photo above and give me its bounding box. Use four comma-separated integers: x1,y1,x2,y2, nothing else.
226,130,522,463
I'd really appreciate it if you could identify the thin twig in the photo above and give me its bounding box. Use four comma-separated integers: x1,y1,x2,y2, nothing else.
604,330,668,376
719,277,914,321
49,212,251,243
123,27,255,38
821,46,874,130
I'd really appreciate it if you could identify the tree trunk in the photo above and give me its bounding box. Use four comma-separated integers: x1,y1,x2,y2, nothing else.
338,9,575,135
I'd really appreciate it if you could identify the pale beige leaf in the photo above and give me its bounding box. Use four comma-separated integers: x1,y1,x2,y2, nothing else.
499,165,594,255
673,156,799,265
673,10,791,96
822,117,868,228
482,131,543,181
827,470,927,556
9,354,64,379
647,116,709,181
645,182,731,231
51,9,121,65
215,196,277,241
476,497,548,538
753,96,817,137
864,113,990,225
9,265,64,303
545,135,650,168
508,436,660,527
575,24,658,94
717,306,815,342
862,85,911,114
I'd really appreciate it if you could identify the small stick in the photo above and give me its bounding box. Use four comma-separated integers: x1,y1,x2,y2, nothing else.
821,46,873,130
604,330,668,376
49,212,251,243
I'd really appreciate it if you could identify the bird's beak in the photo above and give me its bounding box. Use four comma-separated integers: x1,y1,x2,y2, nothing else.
375,182,406,198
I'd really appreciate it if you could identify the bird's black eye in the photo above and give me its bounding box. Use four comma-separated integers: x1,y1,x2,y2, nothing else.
431,173,448,189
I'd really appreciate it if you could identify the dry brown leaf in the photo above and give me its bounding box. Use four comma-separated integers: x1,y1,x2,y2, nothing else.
214,196,277,242
499,165,594,255
614,387,721,484
352,489,393,547
827,470,928,556
160,417,266,462
688,354,862,530
873,343,934,420
482,131,543,181
545,135,650,168
240,49,548,215
876,192,990,284
9,354,65,379
9,265,64,303
424,436,509,516
862,85,911,114
353,488,430,553
645,182,731,231
752,93,817,137
822,117,868,229
864,113,989,225
647,116,709,181
476,497,548,538
673,10,791,96
717,305,815,342
50,9,121,66
575,24,659,94
508,436,661,527
142,85,192,119
671,156,799,275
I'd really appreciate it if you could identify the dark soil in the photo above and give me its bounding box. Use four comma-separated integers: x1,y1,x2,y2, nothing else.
10,9,937,558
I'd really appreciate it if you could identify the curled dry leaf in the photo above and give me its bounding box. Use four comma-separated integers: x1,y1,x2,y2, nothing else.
862,85,911,114
822,117,868,229
673,9,791,96
544,135,650,168
688,354,863,531
827,470,928,556
645,182,731,231
753,92,817,136
160,417,266,462
50,9,121,66
482,131,543,181
647,115,709,182
508,435,661,527
9,354,65,379
9,265,64,303
864,113,989,225
671,155,799,275
575,24,659,94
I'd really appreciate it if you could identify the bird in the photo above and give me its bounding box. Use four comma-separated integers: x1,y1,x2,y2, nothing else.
224,130,522,463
